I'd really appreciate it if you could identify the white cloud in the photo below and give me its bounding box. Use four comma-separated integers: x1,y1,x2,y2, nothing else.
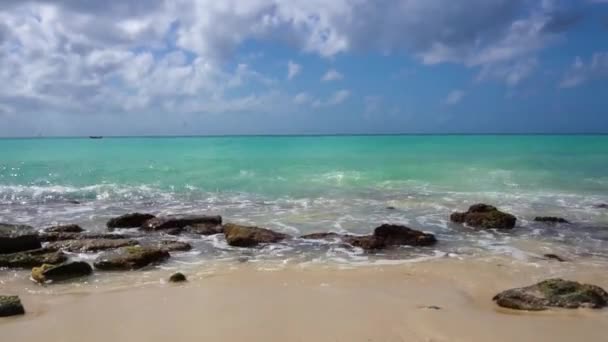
293,92,312,104
444,90,465,105
560,53,608,88
287,60,302,80
476,58,538,86
327,89,351,105
321,69,343,82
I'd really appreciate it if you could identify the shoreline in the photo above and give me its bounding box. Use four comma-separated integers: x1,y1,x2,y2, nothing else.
2,256,608,342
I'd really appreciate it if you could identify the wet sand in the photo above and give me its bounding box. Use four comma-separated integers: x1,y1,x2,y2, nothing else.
2,257,608,342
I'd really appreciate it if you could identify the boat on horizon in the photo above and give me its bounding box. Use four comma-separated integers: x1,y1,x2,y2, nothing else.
89,136,103,139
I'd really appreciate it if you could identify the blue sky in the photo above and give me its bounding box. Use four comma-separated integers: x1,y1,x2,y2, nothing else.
0,0,607,136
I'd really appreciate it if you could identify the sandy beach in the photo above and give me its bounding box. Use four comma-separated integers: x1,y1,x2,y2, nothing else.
2,256,608,342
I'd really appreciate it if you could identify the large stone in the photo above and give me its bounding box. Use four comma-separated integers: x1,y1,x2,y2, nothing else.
46,239,139,252
183,223,224,235
223,223,289,247
107,213,156,229
154,240,192,252
141,215,222,231
31,262,93,283
493,278,608,311
0,223,41,254
0,249,66,268
169,272,187,283
94,246,170,270
534,216,569,224
0,295,25,317
301,224,437,251
44,224,84,233
39,232,135,242
450,204,516,229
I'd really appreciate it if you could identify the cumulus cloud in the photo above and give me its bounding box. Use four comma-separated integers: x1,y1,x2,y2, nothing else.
560,52,608,88
311,89,351,107
293,92,312,104
321,69,343,82
0,0,585,120
287,60,302,80
444,90,465,105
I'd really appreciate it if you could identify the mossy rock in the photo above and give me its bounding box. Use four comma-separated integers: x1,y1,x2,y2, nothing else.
46,238,139,252
169,272,187,283
32,262,93,283
0,295,25,317
44,224,84,233
450,204,516,229
223,223,290,247
0,223,41,254
107,213,156,229
94,246,170,270
493,278,608,311
0,249,67,268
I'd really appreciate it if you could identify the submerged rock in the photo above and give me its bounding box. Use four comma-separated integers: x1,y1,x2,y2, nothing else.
39,232,135,242
450,204,516,229
43,224,84,233
544,254,567,262
0,223,41,254
0,249,67,268
183,223,224,235
223,223,290,247
593,203,608,209
534,217,569,224
301,224,436,251
493,278,608,311
154,240,192,252
31,262,93,283
94,246,170,270
107,213,156,229
169,272,187,283
46,239,139,252
0,295,25,317
141,215,222,231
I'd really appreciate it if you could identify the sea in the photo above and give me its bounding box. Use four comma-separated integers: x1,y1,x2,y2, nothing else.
1,135,608,277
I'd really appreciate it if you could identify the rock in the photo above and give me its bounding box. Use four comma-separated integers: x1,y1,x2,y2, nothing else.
107,213,156,229
46,239,139,252
450,204,516,229
44,224,84,233
0,249,66,268
223,223,290,247
39,232,134,242
386,206,397,210
183,223,224,235
300,232,344,240
593,203,608,209
141,215,222,231
169,272,187,283
94,246,170,270
0,223,41,254
31,262,93,283
493,278,608,311
534,217,569,224
155,240,192,252
301,225,436,251
373,224,437,247
0,295,25,317
543,254,567,262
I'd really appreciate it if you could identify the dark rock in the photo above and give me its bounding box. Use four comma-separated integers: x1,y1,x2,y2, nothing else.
141,215,222,231
373,224,437,247
386,206,397,210
593,203,608,209
169,272,187,283
39,232,136,242
0,295,25,317
155,240,192,252
543,254,567,262
107,213,156,229
534,217,569,224
493,278,608,311
343,235,385,250
419,305,442,310
450,204,516,229
44,224,84,233
31,262,93,283
223,223,290,247
46,239,139,252
300,232,343,240
67,200,81,205
184,223,224,235
94,246,170,270
0,223,41,254
0,249,67,268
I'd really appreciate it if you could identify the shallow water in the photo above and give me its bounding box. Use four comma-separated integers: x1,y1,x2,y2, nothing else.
1,135,608,272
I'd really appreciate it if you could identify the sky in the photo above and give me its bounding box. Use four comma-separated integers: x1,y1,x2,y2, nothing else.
0,0,607,136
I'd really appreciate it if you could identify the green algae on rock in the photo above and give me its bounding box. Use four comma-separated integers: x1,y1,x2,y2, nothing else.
0,296,25,317
450,204,516,229
32,262,93,284
94,246,170,270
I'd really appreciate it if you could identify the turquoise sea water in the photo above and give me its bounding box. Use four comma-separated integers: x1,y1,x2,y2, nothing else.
1,135,608,266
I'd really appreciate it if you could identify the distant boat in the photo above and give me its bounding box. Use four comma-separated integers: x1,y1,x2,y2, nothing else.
89,136,103,139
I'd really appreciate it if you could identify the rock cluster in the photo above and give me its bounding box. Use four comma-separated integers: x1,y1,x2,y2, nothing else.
450,204,516,229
